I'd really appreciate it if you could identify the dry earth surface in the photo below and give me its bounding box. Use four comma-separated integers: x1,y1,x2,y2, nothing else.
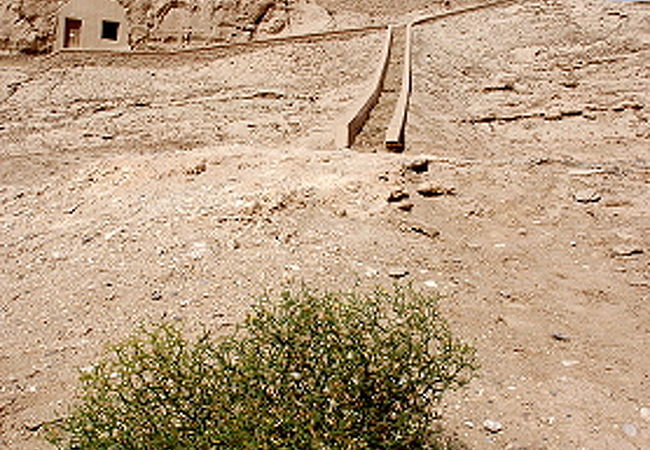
1,0,649,448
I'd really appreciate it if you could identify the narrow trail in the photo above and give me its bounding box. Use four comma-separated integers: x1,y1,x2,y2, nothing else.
353,25,406,151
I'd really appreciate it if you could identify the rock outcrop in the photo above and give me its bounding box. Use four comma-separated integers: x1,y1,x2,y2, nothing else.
0,0,291,53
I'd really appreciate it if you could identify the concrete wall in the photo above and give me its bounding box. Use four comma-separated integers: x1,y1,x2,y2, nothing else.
56,0,129,51
334,26,393,149
384,0,519,151
384,23,412,152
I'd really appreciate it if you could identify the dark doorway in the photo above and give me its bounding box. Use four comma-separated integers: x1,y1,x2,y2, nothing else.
101,21,120,41
64,18,82,48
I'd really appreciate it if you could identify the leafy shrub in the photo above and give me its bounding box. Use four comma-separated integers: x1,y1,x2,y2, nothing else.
47,286,477,449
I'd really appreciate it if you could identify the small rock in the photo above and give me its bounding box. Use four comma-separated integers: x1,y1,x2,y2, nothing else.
24,419,43,432
561,360,579,367
574,189,601,203
104,228,123,240
612,244,644,257
365,268,379,277
388,268,409,279
252,90,285,100
416,182,455,197
80,365,95,373
568,168,605,176
151,291,163,301
640,407,650,422
189,242,208,260
483,81,515,92
499,290,511,298
483,419,503,433
552,333,571,342
397,202,414,212
463,420,475,429
64,204,80,214
403,158,429,173
401,222,440,239
622,423,637,437
423,280,438,288
184,160,207,176
388,189,409,203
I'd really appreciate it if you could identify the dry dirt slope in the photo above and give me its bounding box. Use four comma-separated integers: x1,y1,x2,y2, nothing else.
1,0,650,449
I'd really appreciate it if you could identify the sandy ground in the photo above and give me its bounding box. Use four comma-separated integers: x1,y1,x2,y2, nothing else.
0,32,385,183
1,0,649,448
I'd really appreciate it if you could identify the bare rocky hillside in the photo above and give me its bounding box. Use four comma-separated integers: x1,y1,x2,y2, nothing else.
0,0,463,53
1,0,649,449
0,0,292,53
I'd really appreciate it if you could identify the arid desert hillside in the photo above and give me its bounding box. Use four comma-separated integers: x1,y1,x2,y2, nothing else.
1,0,293,53
0,0,456,53
1,0,649,448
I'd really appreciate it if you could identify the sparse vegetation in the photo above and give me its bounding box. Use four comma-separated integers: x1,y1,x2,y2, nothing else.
47,286,477,449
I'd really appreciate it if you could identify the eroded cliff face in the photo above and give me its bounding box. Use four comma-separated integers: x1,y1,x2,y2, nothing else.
0,0,290,53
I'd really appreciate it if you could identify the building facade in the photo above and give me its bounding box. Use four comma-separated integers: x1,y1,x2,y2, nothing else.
56,0,129,51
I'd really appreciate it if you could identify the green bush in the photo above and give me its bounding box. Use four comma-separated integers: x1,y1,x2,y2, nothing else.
47,286,477,449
